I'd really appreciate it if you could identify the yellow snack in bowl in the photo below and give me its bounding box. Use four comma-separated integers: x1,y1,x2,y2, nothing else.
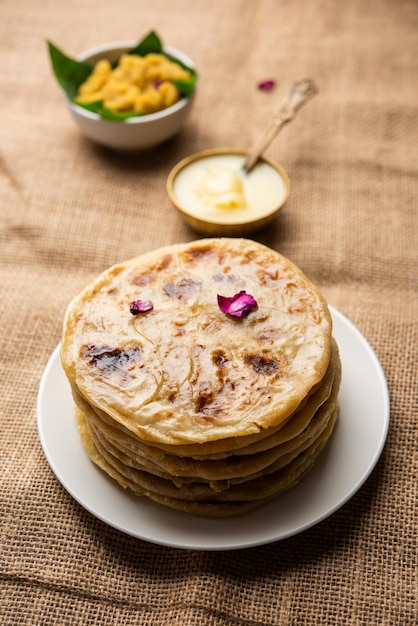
75,53,191,114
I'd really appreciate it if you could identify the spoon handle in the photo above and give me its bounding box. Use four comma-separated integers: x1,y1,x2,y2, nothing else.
242,78,318,174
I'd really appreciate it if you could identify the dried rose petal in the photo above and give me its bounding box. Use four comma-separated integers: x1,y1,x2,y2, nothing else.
130,299,153,315
258,79,276,91
217,291,258,318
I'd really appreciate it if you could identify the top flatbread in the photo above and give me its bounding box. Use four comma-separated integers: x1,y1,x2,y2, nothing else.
61,238,332,445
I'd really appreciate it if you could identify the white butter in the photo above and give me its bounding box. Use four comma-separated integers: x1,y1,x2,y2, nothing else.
173,153,287,225
196,166,247,209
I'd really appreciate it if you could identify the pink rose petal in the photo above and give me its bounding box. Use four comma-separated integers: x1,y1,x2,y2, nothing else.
217,291,258,318
258,79,276,91
130,299,154,315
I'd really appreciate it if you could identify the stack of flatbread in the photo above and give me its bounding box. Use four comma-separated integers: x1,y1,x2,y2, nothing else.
61,238,341,517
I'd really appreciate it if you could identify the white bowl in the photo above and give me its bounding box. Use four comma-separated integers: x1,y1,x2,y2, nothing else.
64,40,196,150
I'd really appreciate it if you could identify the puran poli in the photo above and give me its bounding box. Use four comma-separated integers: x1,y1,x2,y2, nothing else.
61,238,341,517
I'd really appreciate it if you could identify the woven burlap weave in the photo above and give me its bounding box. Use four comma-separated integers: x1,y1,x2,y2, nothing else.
1,0,417,624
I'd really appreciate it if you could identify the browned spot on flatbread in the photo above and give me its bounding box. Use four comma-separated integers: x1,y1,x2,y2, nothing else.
132,255,172,287
212,349,228,368
81,344,142,381
212,349,229,382
195,391,214,414
201,318,222,334
255,328,282,344
244,353,282,375
132,272,156,286
159,254,173,270
183,243,218,263
257,266,286,286
163,278,201,299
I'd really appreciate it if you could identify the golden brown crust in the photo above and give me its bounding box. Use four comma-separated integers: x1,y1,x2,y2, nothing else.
63,238,340,517
72,342,340,483
62,238,333,446
75,403,338,516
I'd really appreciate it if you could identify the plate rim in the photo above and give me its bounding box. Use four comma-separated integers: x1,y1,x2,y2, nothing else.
37,306,390,550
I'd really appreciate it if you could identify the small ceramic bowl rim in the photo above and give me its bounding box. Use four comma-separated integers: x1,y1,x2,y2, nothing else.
167,148,290,232
66,40,195,125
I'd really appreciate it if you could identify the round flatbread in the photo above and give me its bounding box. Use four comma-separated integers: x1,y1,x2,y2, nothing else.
62,238,333,446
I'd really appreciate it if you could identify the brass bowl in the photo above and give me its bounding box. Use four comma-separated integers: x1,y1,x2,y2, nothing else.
167,148,290,236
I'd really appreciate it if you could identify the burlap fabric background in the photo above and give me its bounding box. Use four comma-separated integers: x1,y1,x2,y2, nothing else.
1,0,416,624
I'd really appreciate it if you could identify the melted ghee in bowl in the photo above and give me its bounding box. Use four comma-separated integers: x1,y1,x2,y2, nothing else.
167,149,290,235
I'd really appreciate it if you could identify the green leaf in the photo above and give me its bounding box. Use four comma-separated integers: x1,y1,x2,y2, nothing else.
48,31,198,121
47,41,92,100
162,50,197,97
77,100,141,120
128,30,163,56
173,73,198,97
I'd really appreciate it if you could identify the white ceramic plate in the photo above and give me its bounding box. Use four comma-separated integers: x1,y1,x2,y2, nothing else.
37,307,389,551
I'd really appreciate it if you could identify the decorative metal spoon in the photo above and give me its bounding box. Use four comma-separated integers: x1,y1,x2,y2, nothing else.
242,78,318,174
